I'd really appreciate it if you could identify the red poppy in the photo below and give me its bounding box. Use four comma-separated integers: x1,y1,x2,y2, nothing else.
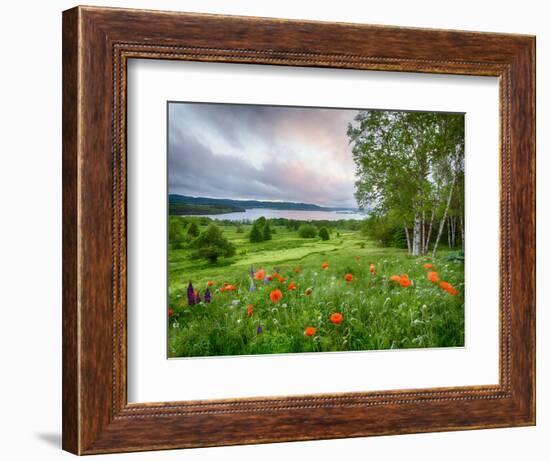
288,282,297,291
304,326,317,337
225,284,237,291
440,281,458,296
369,264,375,274
330,312,344,325
168,308,174,317
422,263,433,269
254,269,266,281
272,272,279,279
345,273,353,282
207,281,215,287
321,262,329,270
247,304,254,317
390,275,401,283
427,271,440,283
305,287,313,296
278,276,285,283
269,289,283,303
399,277,412,288
219,287,225,293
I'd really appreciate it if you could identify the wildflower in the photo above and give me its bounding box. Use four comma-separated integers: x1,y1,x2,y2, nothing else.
194,290,201,303
231,299,240,306
247,304,254,317
294,266,301,273
254,269,266,281
264,277,270,285
345,273,353,282
422,263,433,269
249,280,256,292
278,276,286,283
304,326,317,337
321,262,329,270
288,282,297,291
305,287,313,296
187,281,195,306
389,275,401,283
427,271,440,283
207,281,215,287
219,287,225,293
369,264,376,274
330,312,344,325
440,282,458,296
249,266,255,278
225,284,237,291
204,288,211,304
269,289,283,303
256,324,263,334
272,272,279,279
168,308,174,317
399,277,412,288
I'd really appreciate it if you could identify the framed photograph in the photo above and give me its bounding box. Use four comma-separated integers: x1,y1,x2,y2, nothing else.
62,6,535,455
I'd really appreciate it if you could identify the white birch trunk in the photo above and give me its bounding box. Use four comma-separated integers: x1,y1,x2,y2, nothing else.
412,213,422,256
404,226,411,254
432,176,456,258
424,208,435,255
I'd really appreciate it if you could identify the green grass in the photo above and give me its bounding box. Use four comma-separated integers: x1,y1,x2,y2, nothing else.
168,222,464,357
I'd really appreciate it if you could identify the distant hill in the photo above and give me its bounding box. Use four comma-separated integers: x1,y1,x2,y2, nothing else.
169,194,355,213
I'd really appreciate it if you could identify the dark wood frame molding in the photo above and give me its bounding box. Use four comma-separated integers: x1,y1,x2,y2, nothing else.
62,5,536,455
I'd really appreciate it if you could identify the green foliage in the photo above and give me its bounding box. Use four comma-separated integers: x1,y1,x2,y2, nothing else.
263,222,272,241
235,224,244,233
361,215,407,249
444,250,464,262
168,216,187,245
249,222,264,243
298,224,317,238
187,222,200,238
319,227,330,241
190,224,235,263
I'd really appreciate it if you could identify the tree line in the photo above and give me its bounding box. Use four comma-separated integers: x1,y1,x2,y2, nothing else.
348,110,464,257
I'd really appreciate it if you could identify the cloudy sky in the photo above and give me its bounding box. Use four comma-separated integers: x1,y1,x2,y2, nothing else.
168,102,360,208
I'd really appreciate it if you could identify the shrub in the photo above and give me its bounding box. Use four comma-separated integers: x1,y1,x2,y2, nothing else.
318,227,330,241
187,222,200,237
249,222,264,243
298,224,317,238
263,222,272,241
190,224,235,263
168,216,187,245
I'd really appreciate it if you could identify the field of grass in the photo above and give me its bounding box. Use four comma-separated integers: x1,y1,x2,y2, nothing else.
168,221,464,358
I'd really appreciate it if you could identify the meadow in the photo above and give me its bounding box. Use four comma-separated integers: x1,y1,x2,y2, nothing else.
167,219,464,358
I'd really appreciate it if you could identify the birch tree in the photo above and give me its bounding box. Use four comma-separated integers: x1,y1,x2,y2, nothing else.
348,110,464,257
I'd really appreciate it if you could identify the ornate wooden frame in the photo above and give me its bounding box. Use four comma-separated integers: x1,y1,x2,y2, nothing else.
62,5,536,455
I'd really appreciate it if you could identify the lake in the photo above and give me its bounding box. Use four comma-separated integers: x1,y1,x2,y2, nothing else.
180,208,367,221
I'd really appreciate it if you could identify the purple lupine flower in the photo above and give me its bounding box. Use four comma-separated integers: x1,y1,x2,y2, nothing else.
187,281,195,306
263,277,269,285
249,280,256,292
204,287,211,303
195,291,201,303
256,324,263,335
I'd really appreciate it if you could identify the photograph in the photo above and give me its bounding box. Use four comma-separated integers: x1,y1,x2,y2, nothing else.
166,102,465,358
